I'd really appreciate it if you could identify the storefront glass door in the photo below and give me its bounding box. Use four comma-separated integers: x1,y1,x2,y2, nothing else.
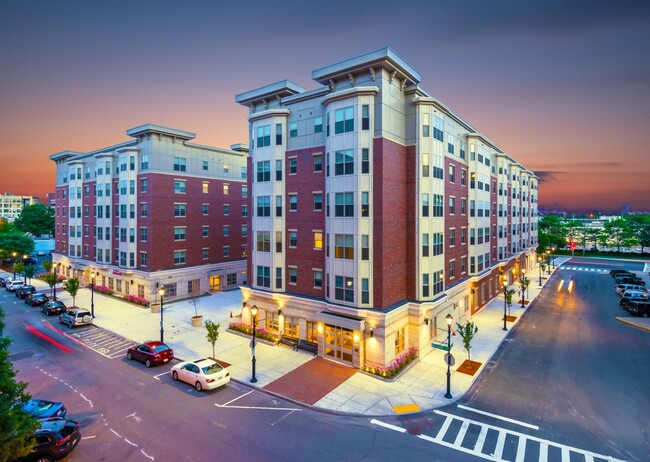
323,324,353,366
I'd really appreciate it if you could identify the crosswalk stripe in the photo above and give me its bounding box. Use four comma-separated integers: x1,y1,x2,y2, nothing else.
474,425,489,453
493,431,506,460
453,420,469,447
436,416,453,440
515,436,526,462
561,446,570,462
539,442,548,462
418,434,498,461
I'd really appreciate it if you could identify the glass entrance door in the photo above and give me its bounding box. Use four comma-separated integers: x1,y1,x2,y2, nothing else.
323,324,354,366
209,276,221,291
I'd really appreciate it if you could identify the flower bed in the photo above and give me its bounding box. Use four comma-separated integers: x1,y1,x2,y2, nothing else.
122,294,149,307
93,285,113,296
228,322,279,343
362,346,418,379
91,285,149,307
35,273,66,282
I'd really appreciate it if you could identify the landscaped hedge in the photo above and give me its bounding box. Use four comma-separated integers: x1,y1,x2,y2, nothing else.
228,322,279,343
362,346,418,378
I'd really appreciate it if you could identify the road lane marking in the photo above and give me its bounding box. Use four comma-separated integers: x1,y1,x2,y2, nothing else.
418,433,497,461
269,410,296,426
81,435,96,440
141,449,154,460
457,404,539,430
153,371,171,380
219,390,253,406
124,438,138,447
370,419,406,433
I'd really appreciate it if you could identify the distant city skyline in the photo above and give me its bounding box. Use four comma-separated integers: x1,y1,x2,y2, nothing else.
1,0,649,211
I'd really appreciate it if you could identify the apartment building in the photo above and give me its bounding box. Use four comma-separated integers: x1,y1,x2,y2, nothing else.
236,47,538,369
50,124,248,302
0,193,39,221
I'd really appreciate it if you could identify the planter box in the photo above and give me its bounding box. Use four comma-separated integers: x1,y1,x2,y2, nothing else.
150,303,161,313
360,358,420,382
226,329,277,346
191,315,203,327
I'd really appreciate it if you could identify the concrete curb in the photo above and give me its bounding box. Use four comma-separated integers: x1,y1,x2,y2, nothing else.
615,316,650,332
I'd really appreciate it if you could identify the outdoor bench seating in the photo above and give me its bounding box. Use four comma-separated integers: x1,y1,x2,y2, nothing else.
278,334,299,349
296,339,318,356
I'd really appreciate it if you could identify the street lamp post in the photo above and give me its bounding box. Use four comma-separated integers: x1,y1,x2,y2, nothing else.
521,269,526,308
23,255,28,283
250,305,258,383
90,272,96,318
444,313,453,399
546,252,551,275
12,252,17,278
503,279,508,331
159,288,165,343
538,256,542,286
52,263,58,300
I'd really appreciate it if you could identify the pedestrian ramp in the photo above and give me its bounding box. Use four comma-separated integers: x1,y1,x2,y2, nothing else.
67,327,137,359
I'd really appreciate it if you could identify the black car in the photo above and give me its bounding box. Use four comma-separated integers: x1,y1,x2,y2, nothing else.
17,418,80,462
0,276,12,288
22,399,67,420
610,269,633,278
619,296,649,309
26,293,49,306
16,285,36,299
626,300,650,317
40,300,67,316
615,277,645,285
22,256,38,265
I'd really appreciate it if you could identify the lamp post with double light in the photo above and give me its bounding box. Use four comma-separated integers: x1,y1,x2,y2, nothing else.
503,278,509,331
250,305,258,383
444,313,453,399
159,288,165,343
90,272,96,318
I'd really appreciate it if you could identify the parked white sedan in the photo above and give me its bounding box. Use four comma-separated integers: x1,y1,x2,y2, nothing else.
170,358,230,391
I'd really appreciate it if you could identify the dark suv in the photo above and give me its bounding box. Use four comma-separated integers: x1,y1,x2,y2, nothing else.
626,300,650,317
16,285,36,299
610,270,633,278
17,418,80,462
615,276,645,286
26,293,49,307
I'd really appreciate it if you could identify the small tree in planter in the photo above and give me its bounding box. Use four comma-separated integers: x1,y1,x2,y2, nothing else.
12,261,25,281
24,265,37,285
63,277,79,307
205,320,220,359
45,272,58,299
42,260,52,273
504,288,516,316
188,297,203,327
456,321,479,368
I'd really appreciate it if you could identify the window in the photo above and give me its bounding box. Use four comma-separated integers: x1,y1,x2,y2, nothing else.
289,158,297,174
140,227,148,242
433,233,443,256
242,205,248,217
275,267,282,289
275,123,283,145
289,231,298,247
174,203,187,217
241,225,247,238
223,225,229,237
256,196,271,217
313,154,322,172
433,156,443,179
203,160,208,171
241,166,246,179
449,260,456,278
361,192,369,217
433,116,444,141
202,226,209,237
313,271,323,288
174,227,186,241
275,195,282,217
422,233,430,257
433,194,444,217
422,194,429,217
335,276,354,302
223,246,230,257
422,113,430,137
361,235,369,260
289,123,297,138
256,231,271,252
289,267,297,284
334,106,354,134
449,229,456,246
173,251,186,264
256,125,271,147
423,274,430,297
395,328,405,355
449,197,456,215
174,180,186,194
241,185,247,197
461,228,467,244
223,184,229,195
335,149,354,175
362,105,370,130
313,232,323,250
314,117,323,133
202,203,209,215
461,169,467,186
289,194,297,211
361,148,369,174
449,165,456,183
223,204,230,216
335,192,354,217
202,182,209,193
335,234,354,259
433,271,444,295
257,161,270,182
275,159,282,181
275,231,282,252
461,198,467,215
173,157,186,172
313,193,323,211
422,153,430,177
461,256,467,273
256,266,270,288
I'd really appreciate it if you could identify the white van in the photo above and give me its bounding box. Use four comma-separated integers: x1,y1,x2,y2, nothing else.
7,280,24,292
615,284,647,295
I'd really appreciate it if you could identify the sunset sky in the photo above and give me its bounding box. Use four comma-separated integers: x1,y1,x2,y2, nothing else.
1,0,649,213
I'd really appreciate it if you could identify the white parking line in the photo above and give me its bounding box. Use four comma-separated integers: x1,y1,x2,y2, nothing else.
153,371,170,381
81,435,96,440
457,404,539,430
369,419,406,433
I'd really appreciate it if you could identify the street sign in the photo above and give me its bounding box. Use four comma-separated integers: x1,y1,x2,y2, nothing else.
444,353,455,367
432,341,453,351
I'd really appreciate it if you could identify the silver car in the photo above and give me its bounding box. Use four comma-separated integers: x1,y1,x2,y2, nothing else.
58,309,93,328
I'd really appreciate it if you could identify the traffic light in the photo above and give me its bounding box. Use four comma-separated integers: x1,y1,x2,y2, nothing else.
569,241,576,250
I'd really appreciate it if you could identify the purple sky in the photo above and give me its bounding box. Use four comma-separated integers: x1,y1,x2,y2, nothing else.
1,0,649,213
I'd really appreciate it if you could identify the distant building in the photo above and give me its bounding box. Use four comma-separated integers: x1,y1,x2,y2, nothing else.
0,193,39,222
50,124,249,302
46,192,56,208
621,203,630,216
236,47,539,369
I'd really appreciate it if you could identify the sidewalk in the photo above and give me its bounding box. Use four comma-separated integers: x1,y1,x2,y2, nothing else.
3,259,578,416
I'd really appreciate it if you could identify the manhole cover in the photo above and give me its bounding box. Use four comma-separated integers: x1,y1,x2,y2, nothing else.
407,425,422,435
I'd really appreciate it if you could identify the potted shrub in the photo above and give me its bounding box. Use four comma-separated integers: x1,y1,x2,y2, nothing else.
189,297,203,327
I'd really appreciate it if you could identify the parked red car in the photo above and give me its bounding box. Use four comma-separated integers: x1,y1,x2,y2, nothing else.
126,341,174,367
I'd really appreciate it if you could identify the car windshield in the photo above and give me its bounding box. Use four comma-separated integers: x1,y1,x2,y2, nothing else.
201,363,224,375
153,345,170,353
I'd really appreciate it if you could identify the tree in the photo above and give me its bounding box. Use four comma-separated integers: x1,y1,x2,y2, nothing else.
504,289,516,315
626,215,650,253
456,321,479,366
45,272,58,299
12,261,25,282
0,307,40,461
0,233,34,258
23,265,37,285
205,320,221,359
584,227,603,251
41,260,52,273
602,219,635,252
63,278,79,307
13,204,54,237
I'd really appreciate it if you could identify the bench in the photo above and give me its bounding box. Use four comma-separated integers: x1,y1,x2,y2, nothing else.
278,335,299,350
296,339,318,356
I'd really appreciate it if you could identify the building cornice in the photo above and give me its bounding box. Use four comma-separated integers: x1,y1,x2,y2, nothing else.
248,108,291,124
320,86,379,106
